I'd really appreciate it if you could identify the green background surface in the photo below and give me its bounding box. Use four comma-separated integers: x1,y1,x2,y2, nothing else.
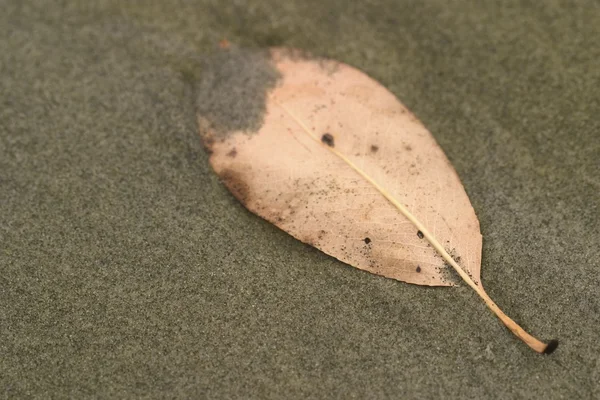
1,1,599,398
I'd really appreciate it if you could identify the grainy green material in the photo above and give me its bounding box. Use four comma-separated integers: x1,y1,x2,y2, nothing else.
1,1,599,398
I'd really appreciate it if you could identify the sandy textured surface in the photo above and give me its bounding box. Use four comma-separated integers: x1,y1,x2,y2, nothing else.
1,1,599,398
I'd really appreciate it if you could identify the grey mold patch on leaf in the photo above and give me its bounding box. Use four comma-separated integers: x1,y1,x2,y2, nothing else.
196,48,281,137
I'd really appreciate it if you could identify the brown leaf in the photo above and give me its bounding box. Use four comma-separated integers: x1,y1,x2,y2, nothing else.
198,48,557,354
202,49,481,286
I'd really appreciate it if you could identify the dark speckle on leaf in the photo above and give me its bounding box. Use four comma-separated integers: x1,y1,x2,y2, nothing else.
416,266,422,273
370,145,379,152
417,230,424,239
220,168,251,204
363,237,371,244
322,133,335,147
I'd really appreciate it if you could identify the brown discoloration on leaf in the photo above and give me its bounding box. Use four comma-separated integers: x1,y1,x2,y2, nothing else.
219,168,251,205
227,148,237,158
198,116,216,154
303,234,317,247
202,138,215,155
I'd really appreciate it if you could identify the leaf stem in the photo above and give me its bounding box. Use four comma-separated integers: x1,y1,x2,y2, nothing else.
276,100,557,354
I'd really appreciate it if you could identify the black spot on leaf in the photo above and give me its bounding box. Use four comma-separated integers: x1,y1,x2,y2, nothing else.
322,133,335,147
417,230,424,239
363,237,371,244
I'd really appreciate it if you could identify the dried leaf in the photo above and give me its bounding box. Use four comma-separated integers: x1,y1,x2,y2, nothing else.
198,48,557,354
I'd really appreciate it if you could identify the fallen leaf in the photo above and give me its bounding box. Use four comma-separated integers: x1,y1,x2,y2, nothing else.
198,48,557,354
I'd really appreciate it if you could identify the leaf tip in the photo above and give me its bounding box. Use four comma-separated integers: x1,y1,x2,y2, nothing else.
542,340,559,355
